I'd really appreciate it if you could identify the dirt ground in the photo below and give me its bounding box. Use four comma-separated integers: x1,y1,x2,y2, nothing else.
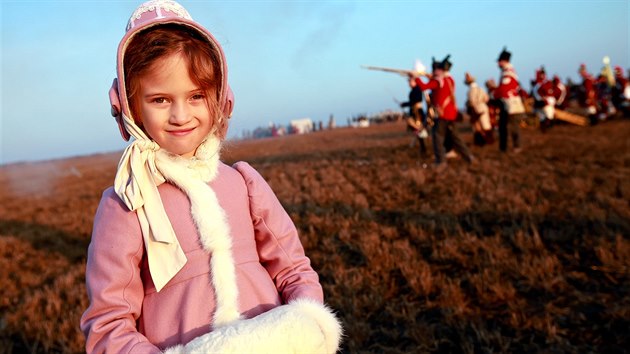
1,117,628,353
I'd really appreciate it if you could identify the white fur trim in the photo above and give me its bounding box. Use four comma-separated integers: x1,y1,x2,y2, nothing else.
156,141,241,327
170,299,342,354
287,299,343,354
163,344,184,354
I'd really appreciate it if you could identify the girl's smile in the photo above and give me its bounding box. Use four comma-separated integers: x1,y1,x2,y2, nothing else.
167,128,195,136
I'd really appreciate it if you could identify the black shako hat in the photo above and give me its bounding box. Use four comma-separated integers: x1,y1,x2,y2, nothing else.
498,46,511,62
440,54,452,71
431,56,439,71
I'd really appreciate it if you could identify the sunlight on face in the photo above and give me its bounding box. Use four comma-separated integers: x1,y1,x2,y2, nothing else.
139,52,214,158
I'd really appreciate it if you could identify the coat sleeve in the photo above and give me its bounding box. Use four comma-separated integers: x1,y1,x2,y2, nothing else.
80,188,161,354
414,77,438,91
233,162,324,304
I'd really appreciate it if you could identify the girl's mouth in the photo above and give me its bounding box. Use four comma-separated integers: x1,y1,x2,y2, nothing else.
168,128,194,136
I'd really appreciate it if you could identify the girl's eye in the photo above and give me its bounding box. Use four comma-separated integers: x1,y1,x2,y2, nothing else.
152,97,168,104
191,93,205,101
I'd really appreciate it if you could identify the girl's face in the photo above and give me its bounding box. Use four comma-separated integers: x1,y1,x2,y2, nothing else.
139,52,214,158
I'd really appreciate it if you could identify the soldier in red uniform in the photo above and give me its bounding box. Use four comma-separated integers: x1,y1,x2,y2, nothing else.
612,66,630,116
413,55,475,170
532,67,556,132
494,47,526,152
578,64,598,125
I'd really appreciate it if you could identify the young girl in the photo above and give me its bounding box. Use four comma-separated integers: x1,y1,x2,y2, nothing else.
80,1,342,353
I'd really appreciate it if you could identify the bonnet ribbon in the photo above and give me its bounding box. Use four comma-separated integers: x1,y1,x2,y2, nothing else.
113,112,187,292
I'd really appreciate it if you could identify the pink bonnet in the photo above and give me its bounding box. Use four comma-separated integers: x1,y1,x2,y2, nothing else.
109,0,234,141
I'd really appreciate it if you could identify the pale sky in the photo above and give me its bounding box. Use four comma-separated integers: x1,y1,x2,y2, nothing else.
1,0,628,164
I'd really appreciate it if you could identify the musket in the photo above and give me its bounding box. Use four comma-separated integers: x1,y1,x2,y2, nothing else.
361,65,418,77
361,59,428,77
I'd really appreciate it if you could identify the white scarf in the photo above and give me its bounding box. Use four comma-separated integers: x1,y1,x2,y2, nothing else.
113,112,240,327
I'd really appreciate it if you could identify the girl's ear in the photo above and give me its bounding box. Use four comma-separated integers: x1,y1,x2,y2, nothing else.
222,86,234,119
109,78,131,141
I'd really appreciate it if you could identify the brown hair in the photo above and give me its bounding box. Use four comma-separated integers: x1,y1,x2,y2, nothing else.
123,24,228,138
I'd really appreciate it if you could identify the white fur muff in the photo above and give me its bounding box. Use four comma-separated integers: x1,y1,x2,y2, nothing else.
164,298,343,354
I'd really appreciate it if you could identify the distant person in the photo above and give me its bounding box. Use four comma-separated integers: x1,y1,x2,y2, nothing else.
413,55,475,171
400,77,429,156
579,64,598,125
427,57,455,157
464,72,493,146
595,72,615,120
493,47,526,153
532,67,556,132
328,114,336,129
80,1,341,353
612,66,630,116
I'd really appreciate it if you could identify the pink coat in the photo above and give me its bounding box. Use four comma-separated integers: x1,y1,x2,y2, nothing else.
80,161,324,353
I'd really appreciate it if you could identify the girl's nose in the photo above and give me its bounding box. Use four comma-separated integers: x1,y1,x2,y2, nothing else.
169,102,192,125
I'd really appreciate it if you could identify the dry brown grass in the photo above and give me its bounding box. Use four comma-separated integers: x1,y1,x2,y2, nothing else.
1,118,629,353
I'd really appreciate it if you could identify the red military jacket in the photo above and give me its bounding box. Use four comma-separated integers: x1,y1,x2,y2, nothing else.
582,74,596,107
415,73,458,120
534,79,555,102
494,63,522,99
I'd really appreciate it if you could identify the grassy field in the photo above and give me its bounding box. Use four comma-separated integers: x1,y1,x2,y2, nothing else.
1,118,628,353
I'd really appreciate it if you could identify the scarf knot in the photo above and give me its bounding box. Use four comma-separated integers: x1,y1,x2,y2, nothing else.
136,139,160,152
